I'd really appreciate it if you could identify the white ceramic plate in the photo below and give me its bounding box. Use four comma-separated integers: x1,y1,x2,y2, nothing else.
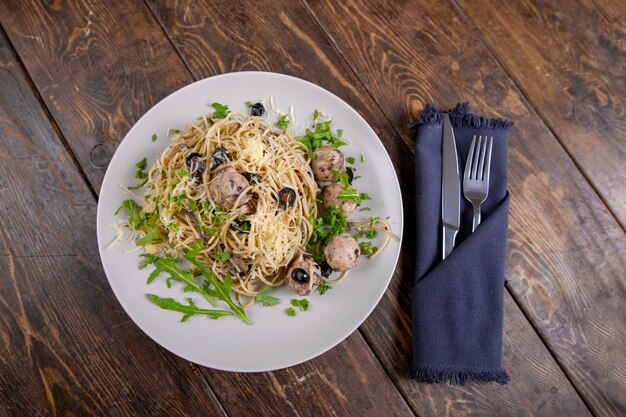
97,72,403,372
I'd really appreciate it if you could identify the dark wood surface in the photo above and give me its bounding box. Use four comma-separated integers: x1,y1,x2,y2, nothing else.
0,0,623,416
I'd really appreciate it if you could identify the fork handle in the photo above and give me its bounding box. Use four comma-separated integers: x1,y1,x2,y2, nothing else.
472,205,481,232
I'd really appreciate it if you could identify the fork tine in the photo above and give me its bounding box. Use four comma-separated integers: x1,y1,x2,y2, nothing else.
471,135,482,179
465,135,477,180
478,134,488,180
483,136,493,183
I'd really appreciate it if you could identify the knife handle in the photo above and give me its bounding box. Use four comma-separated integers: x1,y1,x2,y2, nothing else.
442,226,458,260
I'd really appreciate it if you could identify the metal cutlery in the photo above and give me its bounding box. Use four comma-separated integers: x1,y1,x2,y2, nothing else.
441,114,460,260
463,135,493,232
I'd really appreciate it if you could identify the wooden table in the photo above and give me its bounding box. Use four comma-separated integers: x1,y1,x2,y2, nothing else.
1,1,624,416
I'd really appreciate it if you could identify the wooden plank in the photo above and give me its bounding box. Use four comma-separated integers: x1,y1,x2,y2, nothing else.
455,0,626,228
0,0,192,192
0,1,418,415
145,0,593,415
593,0,626,22
0,30,226,417
303,0,626,416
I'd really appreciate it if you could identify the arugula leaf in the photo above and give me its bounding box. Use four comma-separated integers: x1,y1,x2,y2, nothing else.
318,281,332,295
331,169,350,188
211,102,230,119
136,225,160,246
140,254,217,307
127,176,149,190
245,101,253,107
255,288,280,306
286,307,296,317
151,133,157,142
277,114,289,129
148,294,231,322
309,206,348,245
290,298,310,312
184,245,251,324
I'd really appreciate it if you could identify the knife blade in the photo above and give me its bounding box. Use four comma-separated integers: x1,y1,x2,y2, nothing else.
441,114,460,259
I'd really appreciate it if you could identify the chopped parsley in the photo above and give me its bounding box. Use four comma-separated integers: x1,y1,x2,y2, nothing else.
286,307,296,317
365,230,377,239
361,154,365,162
369,216,380,226
346,156,355,164
360,241,378,256
245,100,253,107
211,102,229,119
168,128,180,135
290,298,310,312
277,114,289,129
168,223,179,232
151,133,157,142
135,157,147,179
296,114,346,158
309,206,348,245
255,288,280,306
360,207,371,212
216,249,231,262
337,187,371,205
318,281,332,295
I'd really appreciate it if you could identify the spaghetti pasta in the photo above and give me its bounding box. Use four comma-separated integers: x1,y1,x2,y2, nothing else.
142,112,319,298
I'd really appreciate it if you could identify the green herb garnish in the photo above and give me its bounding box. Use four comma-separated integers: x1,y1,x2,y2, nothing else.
346,156,355,164
151,133,157,142
255,288,280,306
116,199,145,230
277,114,289,129
318,281,332,295
361,154,365,162
136,225,160,246
184,243,251,324
135,157,147,179
216,249,231,262
168,129,180,135
286,307,296,317
360,242,378,256
365,230,377,239
290,298,310,312
148,294,230,322
211,102,230,119
141,253,218,307
245,101,253,107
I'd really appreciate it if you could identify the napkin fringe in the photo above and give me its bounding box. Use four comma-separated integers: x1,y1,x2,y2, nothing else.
409,363,510,386
409,102,513,131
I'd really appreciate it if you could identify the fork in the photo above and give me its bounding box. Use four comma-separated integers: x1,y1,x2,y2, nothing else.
463,135,493,232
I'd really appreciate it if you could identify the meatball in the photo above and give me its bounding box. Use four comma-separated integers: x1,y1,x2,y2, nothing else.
208,167,251,210
322,182,357,217
324,235,360,271
311,146,345,182
286,253,322,296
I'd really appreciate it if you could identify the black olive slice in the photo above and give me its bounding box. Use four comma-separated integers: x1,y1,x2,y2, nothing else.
346,167,354,185
251,102,265,116
211,147,229,165
243,172,259,184
291,268,309,284
320,262,333,277
277,187,296,208
185,152,206,179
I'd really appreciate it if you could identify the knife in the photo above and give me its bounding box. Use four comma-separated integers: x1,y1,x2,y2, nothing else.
441,114,460,260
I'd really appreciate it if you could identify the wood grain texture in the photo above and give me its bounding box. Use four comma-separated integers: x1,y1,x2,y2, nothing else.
146,0,594,415
0,30,227,417
304,0,626,416
455,0,626,229
0,1,419,416
0,0,192,192
593,0,626,23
